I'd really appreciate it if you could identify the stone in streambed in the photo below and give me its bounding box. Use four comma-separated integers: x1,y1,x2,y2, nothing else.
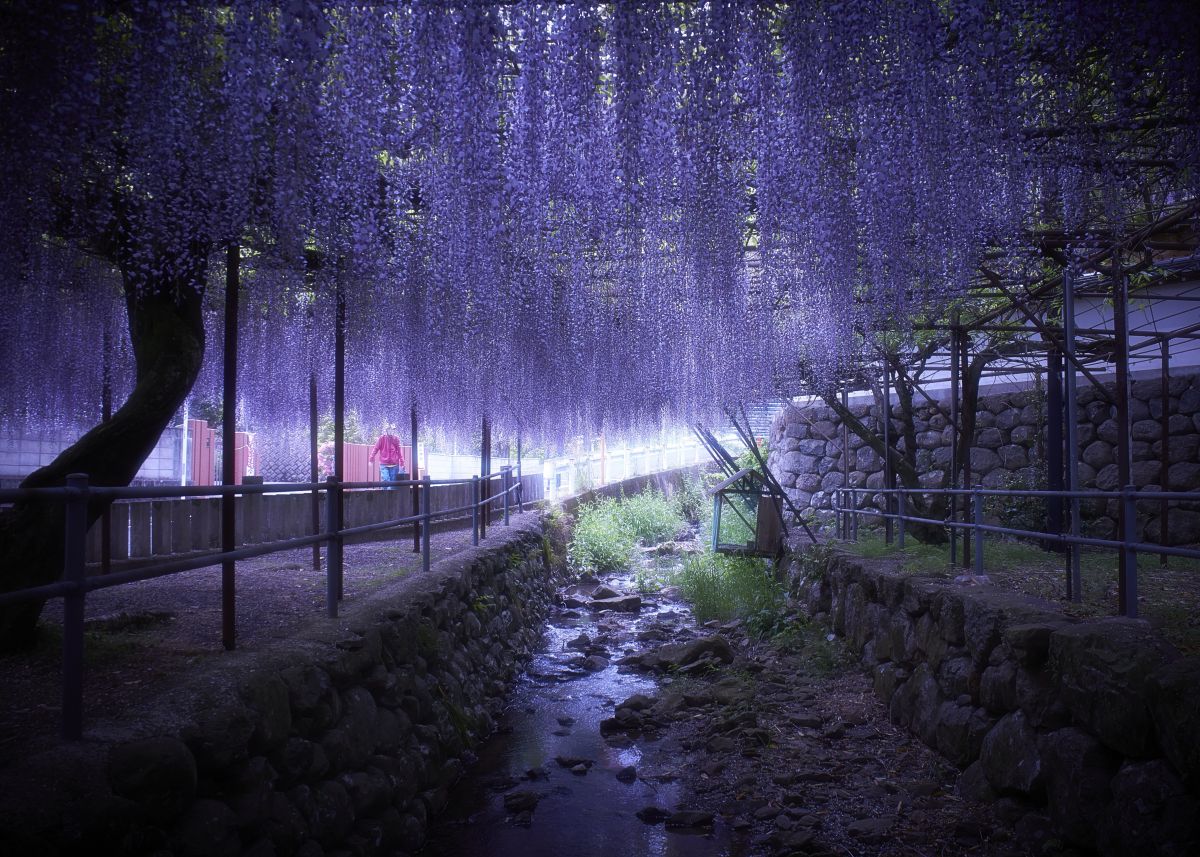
617,766,638,783
589,595,642,612
637,806,671,824
503,790,542,813
666,809,714,829
591,584,621,600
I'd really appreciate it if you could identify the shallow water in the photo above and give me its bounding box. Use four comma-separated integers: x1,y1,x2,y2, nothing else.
422,560,739,857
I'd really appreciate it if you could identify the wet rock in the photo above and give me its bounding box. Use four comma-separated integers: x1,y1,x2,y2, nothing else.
665,809,714,829
565,633,591,650
589,595,642,612
554,756,594,770
652,635,734,669
618,693,657,711
503,790,541,813
570,764,588,775
592,584,621,599
636,806,671,823
616,766,638,783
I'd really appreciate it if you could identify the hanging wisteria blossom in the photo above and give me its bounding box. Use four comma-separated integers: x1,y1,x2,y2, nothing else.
0,0,1197,451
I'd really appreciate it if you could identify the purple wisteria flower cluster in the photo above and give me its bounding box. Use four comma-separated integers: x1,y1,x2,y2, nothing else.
1,1,1197,445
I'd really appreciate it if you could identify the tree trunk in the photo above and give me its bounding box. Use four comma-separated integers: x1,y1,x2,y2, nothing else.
0,252,208,651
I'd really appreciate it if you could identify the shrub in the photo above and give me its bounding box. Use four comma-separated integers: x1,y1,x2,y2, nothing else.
676,553,785,638
672,474,709,525
618,488,685,545
567,496,635,574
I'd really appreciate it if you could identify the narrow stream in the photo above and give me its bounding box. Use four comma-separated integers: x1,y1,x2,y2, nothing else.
422,547,739,857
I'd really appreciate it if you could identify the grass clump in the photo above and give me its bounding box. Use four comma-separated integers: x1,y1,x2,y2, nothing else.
619,488,686,545
568,496,636,574
672,474,710,525
677,553,786,638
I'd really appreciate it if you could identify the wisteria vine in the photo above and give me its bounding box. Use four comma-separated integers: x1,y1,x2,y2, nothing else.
1,1,1197,448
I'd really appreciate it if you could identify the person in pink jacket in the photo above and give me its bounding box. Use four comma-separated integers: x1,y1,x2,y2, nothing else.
369,422,406,484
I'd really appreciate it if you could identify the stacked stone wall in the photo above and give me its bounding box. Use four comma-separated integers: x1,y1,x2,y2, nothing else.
768,371,1200,542
0,518,557,857
793,547,1200,856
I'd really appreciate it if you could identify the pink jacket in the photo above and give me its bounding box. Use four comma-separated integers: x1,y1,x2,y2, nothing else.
369,434,405,467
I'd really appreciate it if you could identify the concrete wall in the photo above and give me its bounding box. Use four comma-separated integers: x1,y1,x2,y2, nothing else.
768,371,1200,542
0,517,558,857
0,426,183,487
792,546,1200,856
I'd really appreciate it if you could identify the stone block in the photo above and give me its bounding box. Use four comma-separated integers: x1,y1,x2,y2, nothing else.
997,444,1028,470
980,711,1044,798
976,427,1004,449
1168,413,1192,434
917,430,944,450
797,438,827,456
995,408,1021,429
935,702,993,767
1147,656,1200,787
970,447,1001,474
1106,760,1200,857
1037,727,1119,851
1082,440,1114,470
1004,621,1068,668
889,663,942,749
1049,619,1180,758
980,661,1017,714
873,662,907,704
108,737,198,824
1154,433,1200,464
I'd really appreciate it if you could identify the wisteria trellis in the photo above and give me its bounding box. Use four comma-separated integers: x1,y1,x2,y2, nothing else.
1,1,1197,446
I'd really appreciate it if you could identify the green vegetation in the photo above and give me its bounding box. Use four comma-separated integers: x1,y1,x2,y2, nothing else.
568,496,635,574
567,489,685,574
843,532,952,576
619,488,686,545
672,474,709,525
676,553,786,638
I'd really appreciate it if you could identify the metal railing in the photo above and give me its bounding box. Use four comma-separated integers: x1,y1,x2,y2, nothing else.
0,466,525,740
832,485,1200,619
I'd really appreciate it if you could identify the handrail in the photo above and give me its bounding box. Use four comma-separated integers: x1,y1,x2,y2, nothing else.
0,467,539,740
831,484,1200,624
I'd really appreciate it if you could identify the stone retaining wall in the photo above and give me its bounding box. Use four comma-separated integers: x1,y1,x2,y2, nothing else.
769,372,1200,542
0,516,557,857
792,546,1200,856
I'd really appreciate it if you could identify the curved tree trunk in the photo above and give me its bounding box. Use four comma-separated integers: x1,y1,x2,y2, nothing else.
0,253,208,651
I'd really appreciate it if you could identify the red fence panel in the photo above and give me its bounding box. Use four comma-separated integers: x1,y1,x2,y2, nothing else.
188,419,215,486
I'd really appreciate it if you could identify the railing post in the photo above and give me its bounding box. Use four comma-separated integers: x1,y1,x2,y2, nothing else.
325,477,339,618
471,476,480,546
1122,485,1138,618
421,478,432,573
851,489,859,541
502,466,511,526
897,490,906,548
973,489,985,576
62,473,89,740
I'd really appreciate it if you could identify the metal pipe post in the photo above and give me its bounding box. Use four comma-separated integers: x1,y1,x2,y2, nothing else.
101,329,112,576
412,404,421,553
948,323,960,566
1063,268,1083,600
973,489,985,577
516,434,523,513
221,243,239,651
310,372,320,571
502,466,510,526
1160,340,1170,564
1046,346,1064,552
334,277,346,601
1113,268,1134,614
897,490,906,548
325,478,339,618
1122,485,1138,617
882,362,893,545
852,489,859,541
471,476,480,546
421,479,432,574
62,473,89,740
